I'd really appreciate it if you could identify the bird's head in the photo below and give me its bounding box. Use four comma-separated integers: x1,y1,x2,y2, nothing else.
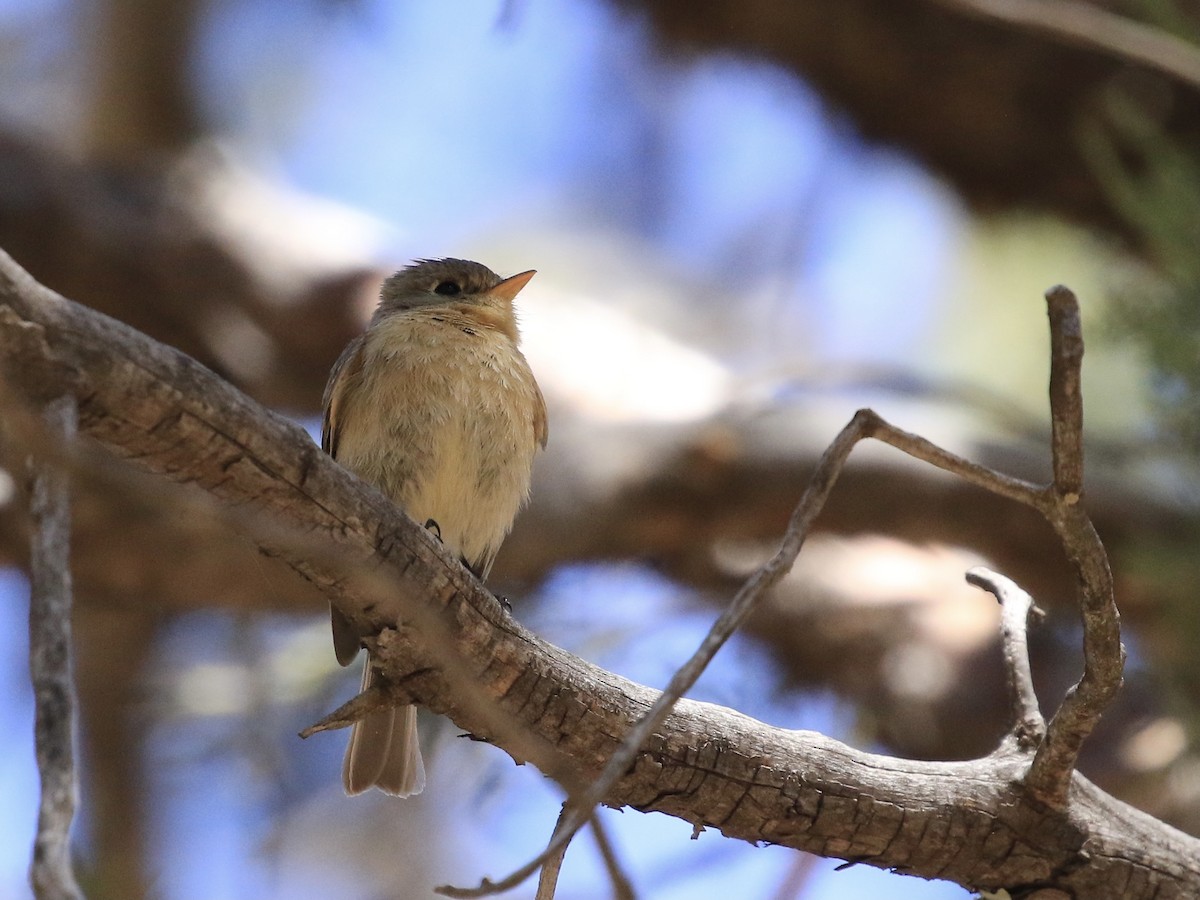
376,258,536,321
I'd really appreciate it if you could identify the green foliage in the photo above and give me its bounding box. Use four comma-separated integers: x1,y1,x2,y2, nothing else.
1081,82,1200,447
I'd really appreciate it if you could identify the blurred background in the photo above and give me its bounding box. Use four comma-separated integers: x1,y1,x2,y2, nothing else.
2,0,1200,897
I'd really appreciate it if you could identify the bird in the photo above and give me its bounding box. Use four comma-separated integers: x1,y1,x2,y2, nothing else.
321,257,547,796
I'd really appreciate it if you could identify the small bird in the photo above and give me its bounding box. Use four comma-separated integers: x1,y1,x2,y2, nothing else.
321,258,547,796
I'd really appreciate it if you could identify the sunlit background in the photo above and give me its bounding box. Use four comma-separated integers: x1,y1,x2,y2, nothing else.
3,0,1199,898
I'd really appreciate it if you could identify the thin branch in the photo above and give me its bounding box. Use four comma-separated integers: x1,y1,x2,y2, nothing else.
925,0,1200,92
588,813,637,900
1047,285,1084,500
529,807,638,900
769,853,822,900
298,682,392,738
27,395,82,900
966,567,1046,751
855,412,1044,506
1025,289,1123,807
533,805,574,900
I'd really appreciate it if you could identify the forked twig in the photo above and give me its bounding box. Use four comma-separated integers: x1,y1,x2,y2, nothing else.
1026,287,1122,806
529,811,635,900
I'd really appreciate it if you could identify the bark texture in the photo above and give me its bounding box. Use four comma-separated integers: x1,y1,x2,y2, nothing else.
3,253,1200,896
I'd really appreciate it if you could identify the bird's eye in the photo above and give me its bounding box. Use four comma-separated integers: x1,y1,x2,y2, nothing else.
433,281,462,296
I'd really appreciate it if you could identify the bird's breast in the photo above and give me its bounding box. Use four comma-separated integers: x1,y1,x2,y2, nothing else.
333,313,542,571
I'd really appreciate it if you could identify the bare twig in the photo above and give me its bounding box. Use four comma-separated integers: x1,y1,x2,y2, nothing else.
926,0,1200,92
769,852,822,900
298,682,392,738
533,805,574,900
966,567,1046,751
1047,285,1084,500
588,813,637,900
528,809,637,900
1025,286,1122,807
27,395,82,900
855,412,1044,505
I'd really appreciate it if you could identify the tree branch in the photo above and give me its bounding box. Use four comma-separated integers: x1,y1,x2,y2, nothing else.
589,813,637,900
446,281,1110,889
925,0,1200,92
27,395,82,900
1047,285,1085,501
966,567,1046,751
1,248,1196,897
1028,285,1122,808
533,805,573,900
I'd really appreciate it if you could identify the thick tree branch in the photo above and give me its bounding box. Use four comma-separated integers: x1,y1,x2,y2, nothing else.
2,249,1198,897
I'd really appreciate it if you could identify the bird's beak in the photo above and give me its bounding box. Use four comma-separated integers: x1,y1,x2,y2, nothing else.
490,269,536,303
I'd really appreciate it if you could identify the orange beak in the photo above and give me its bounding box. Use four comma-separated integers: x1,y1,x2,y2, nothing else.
490,269,536,303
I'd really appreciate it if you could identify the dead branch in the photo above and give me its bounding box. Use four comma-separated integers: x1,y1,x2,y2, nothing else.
589,813,637,900
2,248,1198,897
27,395,82,900
533,805,573,900
1027,286,1124,807
966,567,1046,750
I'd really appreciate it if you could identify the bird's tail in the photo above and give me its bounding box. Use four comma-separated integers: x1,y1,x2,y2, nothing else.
342,659,426,797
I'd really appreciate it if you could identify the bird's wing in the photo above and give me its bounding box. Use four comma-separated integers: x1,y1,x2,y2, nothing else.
321,332,367,458
532,376,549,449
321,333,369,666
